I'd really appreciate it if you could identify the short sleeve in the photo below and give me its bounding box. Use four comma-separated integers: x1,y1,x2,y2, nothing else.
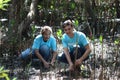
32,36,41,50
79,33,89,46
62,35,68,48
51,37,57,51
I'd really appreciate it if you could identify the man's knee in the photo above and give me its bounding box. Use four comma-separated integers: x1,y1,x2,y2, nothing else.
19,48,32,60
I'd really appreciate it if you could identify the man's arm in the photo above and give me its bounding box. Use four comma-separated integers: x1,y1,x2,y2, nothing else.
75,44,91,66
35,49,46,63
35,49,50,68
51,51,57,66
64,48,74,71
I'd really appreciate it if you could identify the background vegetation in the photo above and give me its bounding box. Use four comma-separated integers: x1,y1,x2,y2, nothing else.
0,0,120,79
0,0,120,62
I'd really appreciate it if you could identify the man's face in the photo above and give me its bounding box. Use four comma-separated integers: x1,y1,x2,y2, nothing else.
42,30,51,41
64,25,74,37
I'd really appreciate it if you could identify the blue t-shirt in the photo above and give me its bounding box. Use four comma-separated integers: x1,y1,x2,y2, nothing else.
32,35,57,52
62,31,89,52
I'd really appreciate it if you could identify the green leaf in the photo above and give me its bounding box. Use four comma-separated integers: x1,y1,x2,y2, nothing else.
70,2,75,9
50,5,53,9
0,66,4,71
1,73,10,80
3,4,9,6
72,19,79,27
114,41,118,44
0,66,10,74
99,35,103,43
74,19,79,27
38,5,42,9
12,77,17,80
114,39,119,45
56,29,62,40
0,0,10,10
0,70,10,73
3,0,10,3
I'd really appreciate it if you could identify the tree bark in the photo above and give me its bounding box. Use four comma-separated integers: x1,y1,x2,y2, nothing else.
18,0,38,36
84,0,98,34
115,0,120,18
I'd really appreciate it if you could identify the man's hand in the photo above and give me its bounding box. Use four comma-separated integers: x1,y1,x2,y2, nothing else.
43,61,50,68
68,63,74,71
75,59,82,66
51,51,57,67
50,60,55,67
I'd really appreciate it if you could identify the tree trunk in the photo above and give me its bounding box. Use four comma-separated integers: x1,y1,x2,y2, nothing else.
2,0,23,41
9,0,23,31
18,0,39,37
115,0,120,18
84,0,98,34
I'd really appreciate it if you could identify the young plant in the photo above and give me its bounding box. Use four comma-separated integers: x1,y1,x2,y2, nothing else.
0,66,10,80
56,29,62,43
0,0,10,10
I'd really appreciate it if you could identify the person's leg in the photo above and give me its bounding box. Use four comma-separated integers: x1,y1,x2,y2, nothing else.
19,48,32,60
57,52,68,63
39,45,51,61
18,48,32,67
57,51,74,64
57,47,89,63
31,45,51,69
74,47,89,61
32,45,51,60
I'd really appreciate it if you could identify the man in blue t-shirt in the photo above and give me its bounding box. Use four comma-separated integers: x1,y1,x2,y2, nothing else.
20,26,57,69
32,26,57,68
57,20,91,71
